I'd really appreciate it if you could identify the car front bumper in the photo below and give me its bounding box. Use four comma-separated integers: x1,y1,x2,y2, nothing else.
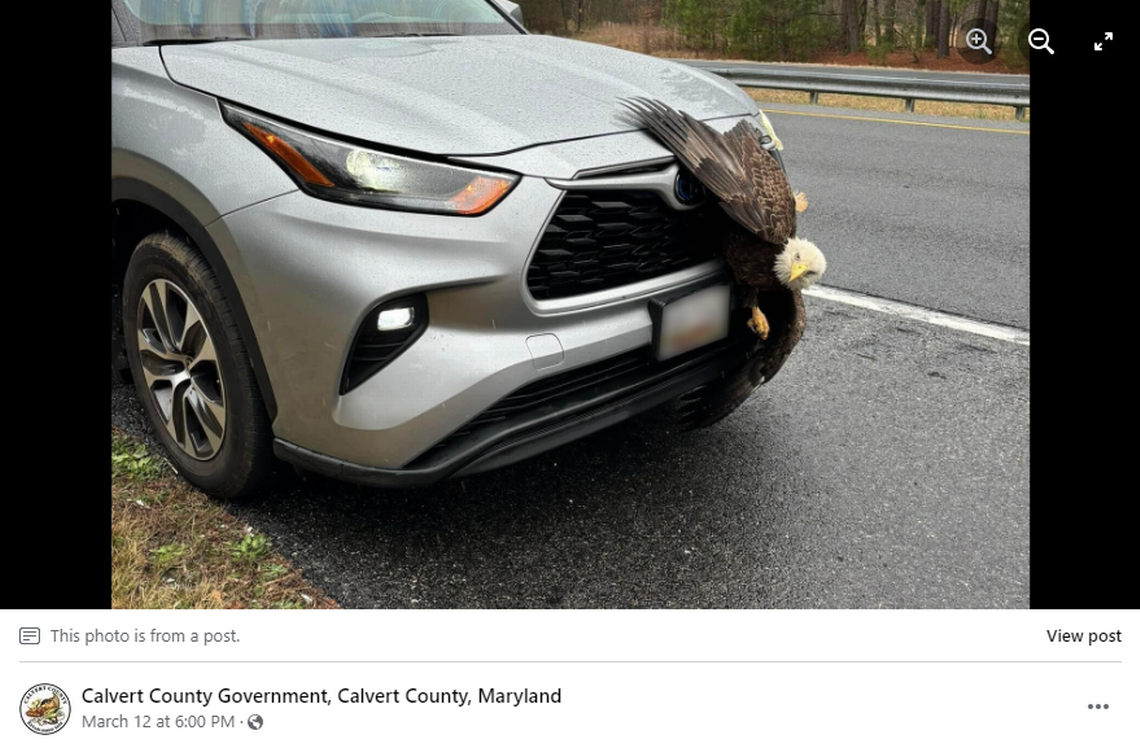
272,327,759,487
210,173,732,474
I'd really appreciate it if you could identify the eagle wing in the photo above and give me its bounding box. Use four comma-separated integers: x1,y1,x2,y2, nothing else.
620,97,797,244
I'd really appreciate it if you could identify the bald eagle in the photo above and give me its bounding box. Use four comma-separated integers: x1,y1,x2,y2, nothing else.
620,97,827,428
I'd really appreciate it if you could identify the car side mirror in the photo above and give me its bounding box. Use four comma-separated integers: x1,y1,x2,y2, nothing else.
490,0,525,28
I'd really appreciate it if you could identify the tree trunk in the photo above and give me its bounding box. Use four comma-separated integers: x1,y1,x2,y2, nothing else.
884,0,896,44
926,1,938,48
872,0,881,45
977,0,989,26
986,0,999,26
844,0,860,53
841,0,850,50
914,0,925,48
937,0,950,58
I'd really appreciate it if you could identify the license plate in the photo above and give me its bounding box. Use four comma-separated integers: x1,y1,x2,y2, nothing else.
651,284,731,361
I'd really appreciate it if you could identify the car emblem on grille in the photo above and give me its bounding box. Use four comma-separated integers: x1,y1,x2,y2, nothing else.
674,169,707,206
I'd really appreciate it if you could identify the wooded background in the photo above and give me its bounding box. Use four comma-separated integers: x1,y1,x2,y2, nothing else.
513,0,1031,64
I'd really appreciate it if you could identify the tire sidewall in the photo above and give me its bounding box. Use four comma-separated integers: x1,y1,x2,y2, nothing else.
123,237,257,495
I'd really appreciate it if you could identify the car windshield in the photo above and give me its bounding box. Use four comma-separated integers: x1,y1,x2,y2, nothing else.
120,0,519,44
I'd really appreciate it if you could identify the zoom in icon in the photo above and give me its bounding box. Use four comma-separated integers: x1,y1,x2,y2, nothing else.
958,17,1001,64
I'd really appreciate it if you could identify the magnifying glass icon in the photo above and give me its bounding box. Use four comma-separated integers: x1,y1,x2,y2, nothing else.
1028,28,1054,54
966,28,993,55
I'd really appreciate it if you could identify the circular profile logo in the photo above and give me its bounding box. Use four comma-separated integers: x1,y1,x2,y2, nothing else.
20,684,70,735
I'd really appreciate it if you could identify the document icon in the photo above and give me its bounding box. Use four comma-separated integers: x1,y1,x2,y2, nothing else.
19,627,40,645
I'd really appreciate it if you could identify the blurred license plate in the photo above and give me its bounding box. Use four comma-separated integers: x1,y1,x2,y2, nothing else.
652,284,730,361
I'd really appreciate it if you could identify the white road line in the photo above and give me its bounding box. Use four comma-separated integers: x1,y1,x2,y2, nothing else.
804,285,1030,346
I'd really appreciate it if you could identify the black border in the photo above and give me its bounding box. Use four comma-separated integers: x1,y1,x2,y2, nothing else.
1025,5,1128,609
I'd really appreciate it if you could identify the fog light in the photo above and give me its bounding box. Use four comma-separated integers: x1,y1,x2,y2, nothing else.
342,294,428,394
377,307,415,331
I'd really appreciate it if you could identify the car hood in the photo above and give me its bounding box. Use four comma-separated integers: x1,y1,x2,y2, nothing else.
162,35,754,156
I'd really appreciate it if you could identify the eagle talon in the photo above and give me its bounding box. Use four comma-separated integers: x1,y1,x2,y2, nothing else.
747,306,770,340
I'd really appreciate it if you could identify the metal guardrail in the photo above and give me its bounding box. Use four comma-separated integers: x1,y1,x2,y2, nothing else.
675,61,1030,120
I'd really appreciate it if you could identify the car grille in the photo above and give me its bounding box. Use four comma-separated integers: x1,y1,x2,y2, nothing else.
526,191,717,300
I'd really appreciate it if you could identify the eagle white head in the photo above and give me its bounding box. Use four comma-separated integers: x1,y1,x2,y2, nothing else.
774,237,827,290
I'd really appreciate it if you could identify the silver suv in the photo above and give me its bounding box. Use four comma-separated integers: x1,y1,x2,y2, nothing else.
111,0,790,498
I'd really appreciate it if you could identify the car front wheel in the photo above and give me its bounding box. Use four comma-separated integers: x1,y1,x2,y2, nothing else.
122,232,272,499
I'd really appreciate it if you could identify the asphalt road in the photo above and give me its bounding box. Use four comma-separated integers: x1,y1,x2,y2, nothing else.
110,102,1030,609
773,102,1030,329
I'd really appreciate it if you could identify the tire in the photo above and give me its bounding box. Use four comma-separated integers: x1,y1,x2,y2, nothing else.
123,231,273,499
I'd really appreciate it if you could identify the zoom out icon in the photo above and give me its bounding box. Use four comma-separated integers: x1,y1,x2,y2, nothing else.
1028,28,1054,54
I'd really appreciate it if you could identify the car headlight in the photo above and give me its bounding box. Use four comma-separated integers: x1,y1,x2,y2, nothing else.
221,104,518,216
754,109,783,151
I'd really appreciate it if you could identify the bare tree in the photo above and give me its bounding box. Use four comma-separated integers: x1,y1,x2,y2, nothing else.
895,9,922,63
620,0,659,54
884,0,896,45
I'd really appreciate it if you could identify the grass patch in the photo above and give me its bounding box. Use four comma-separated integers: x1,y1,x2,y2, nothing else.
745,88,1028,123
231,534,271,565
111,428,335,610
112,435,168,480
575,22,689,57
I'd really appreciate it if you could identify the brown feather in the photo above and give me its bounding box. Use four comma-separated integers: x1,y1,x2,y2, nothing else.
719,215,785,291
620,97,797,250
621,98,809,429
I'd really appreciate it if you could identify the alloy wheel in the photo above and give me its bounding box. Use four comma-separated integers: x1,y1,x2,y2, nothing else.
135,279,226,460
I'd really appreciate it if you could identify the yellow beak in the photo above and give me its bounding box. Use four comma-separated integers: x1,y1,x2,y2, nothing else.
789,262,809,283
